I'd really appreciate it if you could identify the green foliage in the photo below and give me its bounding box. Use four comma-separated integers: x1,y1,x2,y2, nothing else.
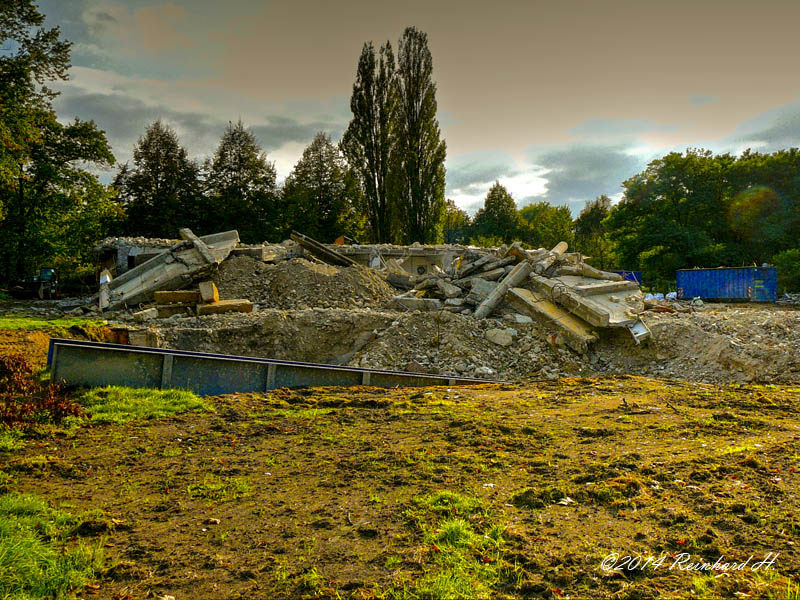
187,475,251,502
607,148,800,284
0,315,105,332
772,249,800,293
114,120,204,239
519,200,574,250
574,195,615,269
394,27,447,244
341,41,398,243
0,492,103,600
0,426,23,452
0,1,119,282
76,386,213,425
470,182,522,244
281,132,365,242
396,491,516,600
206,120,279,243
442,199,471,244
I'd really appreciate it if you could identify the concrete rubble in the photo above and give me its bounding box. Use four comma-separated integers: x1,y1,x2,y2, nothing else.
387,239,650,351
16,228,771,385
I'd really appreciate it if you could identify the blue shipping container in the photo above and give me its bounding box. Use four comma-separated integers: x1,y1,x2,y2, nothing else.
676,267,777,302
611,270,643,284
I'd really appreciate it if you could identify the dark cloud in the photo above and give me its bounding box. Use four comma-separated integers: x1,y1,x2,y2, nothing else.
728,101,800,151
54,91,347,167
445,151,518,191
527,144,648,215
569,117,677,139
250,116,347,153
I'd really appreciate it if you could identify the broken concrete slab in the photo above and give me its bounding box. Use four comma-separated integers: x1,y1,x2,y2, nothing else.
529,273,611,327
506,287,598,353
103,230,239,311
133,307,158,322
485,328,514,347
466,278,498,305
290,231,357,267
474,261,533,319
197,299,254,315
574,280,639,296
392,296,443,312
436,279,462,298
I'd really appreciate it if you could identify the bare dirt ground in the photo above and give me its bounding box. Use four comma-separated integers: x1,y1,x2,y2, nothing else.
6,377,800,599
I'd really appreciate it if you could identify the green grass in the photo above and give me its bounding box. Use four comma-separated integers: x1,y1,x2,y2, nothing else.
392,491,518,600
76,386,214,425
0,315,106,332
0,427,23,452
0,492,103,599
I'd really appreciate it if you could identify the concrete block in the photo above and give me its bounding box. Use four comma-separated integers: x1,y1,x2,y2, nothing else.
199,281,219,303
133,307,158,322
197,299,253,315
392,296,442,312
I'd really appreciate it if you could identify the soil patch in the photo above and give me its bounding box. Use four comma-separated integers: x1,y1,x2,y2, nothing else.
7,377,800,599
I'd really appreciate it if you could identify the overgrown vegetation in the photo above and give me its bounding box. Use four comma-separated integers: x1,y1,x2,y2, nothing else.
0,353,83,428
0,315,105,333
0,492,104,599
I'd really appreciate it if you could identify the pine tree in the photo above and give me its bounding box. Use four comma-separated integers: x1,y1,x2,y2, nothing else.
114,120,202,238
282,132,363,242
206,120,279,242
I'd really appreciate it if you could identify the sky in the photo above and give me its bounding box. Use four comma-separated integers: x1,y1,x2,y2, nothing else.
39,0,800,216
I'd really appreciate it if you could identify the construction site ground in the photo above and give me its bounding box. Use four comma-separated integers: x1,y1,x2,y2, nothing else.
3,366,800,599
2,261,800,599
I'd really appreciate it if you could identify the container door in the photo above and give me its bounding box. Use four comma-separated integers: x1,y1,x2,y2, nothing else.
752,268,769,302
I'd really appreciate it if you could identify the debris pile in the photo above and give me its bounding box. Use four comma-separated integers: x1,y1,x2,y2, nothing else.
387,240,649,351
212,255,396,310
133,281,253,321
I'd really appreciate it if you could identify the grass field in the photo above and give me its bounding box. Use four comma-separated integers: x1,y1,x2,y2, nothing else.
2,376,800,599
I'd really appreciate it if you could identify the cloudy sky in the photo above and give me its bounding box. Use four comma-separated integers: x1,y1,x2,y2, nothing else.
40,0,800,215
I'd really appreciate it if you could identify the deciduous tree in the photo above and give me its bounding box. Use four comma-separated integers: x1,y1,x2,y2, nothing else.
394,27,446,244
340,41,397,243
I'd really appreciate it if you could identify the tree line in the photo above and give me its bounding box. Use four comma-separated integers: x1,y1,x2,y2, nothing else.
1,2,798,292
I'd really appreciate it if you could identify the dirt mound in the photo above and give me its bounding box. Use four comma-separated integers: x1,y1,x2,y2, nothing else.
591,304,800,383
156,308,578,381
212,256,395,310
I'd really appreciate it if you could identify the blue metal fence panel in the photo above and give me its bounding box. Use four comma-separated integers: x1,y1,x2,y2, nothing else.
611,270,642,284
676,267,777,302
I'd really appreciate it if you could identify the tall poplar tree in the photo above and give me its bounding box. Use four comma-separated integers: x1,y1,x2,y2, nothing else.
394,26,446,244
340,41,397,243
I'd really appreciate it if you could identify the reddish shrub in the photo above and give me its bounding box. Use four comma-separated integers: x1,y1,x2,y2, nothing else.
0,353,84,427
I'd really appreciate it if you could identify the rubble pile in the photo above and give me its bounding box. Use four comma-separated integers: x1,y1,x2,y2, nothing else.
596,303,800,383
212,255,396,310
386,240,649,351
155,308,578,381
